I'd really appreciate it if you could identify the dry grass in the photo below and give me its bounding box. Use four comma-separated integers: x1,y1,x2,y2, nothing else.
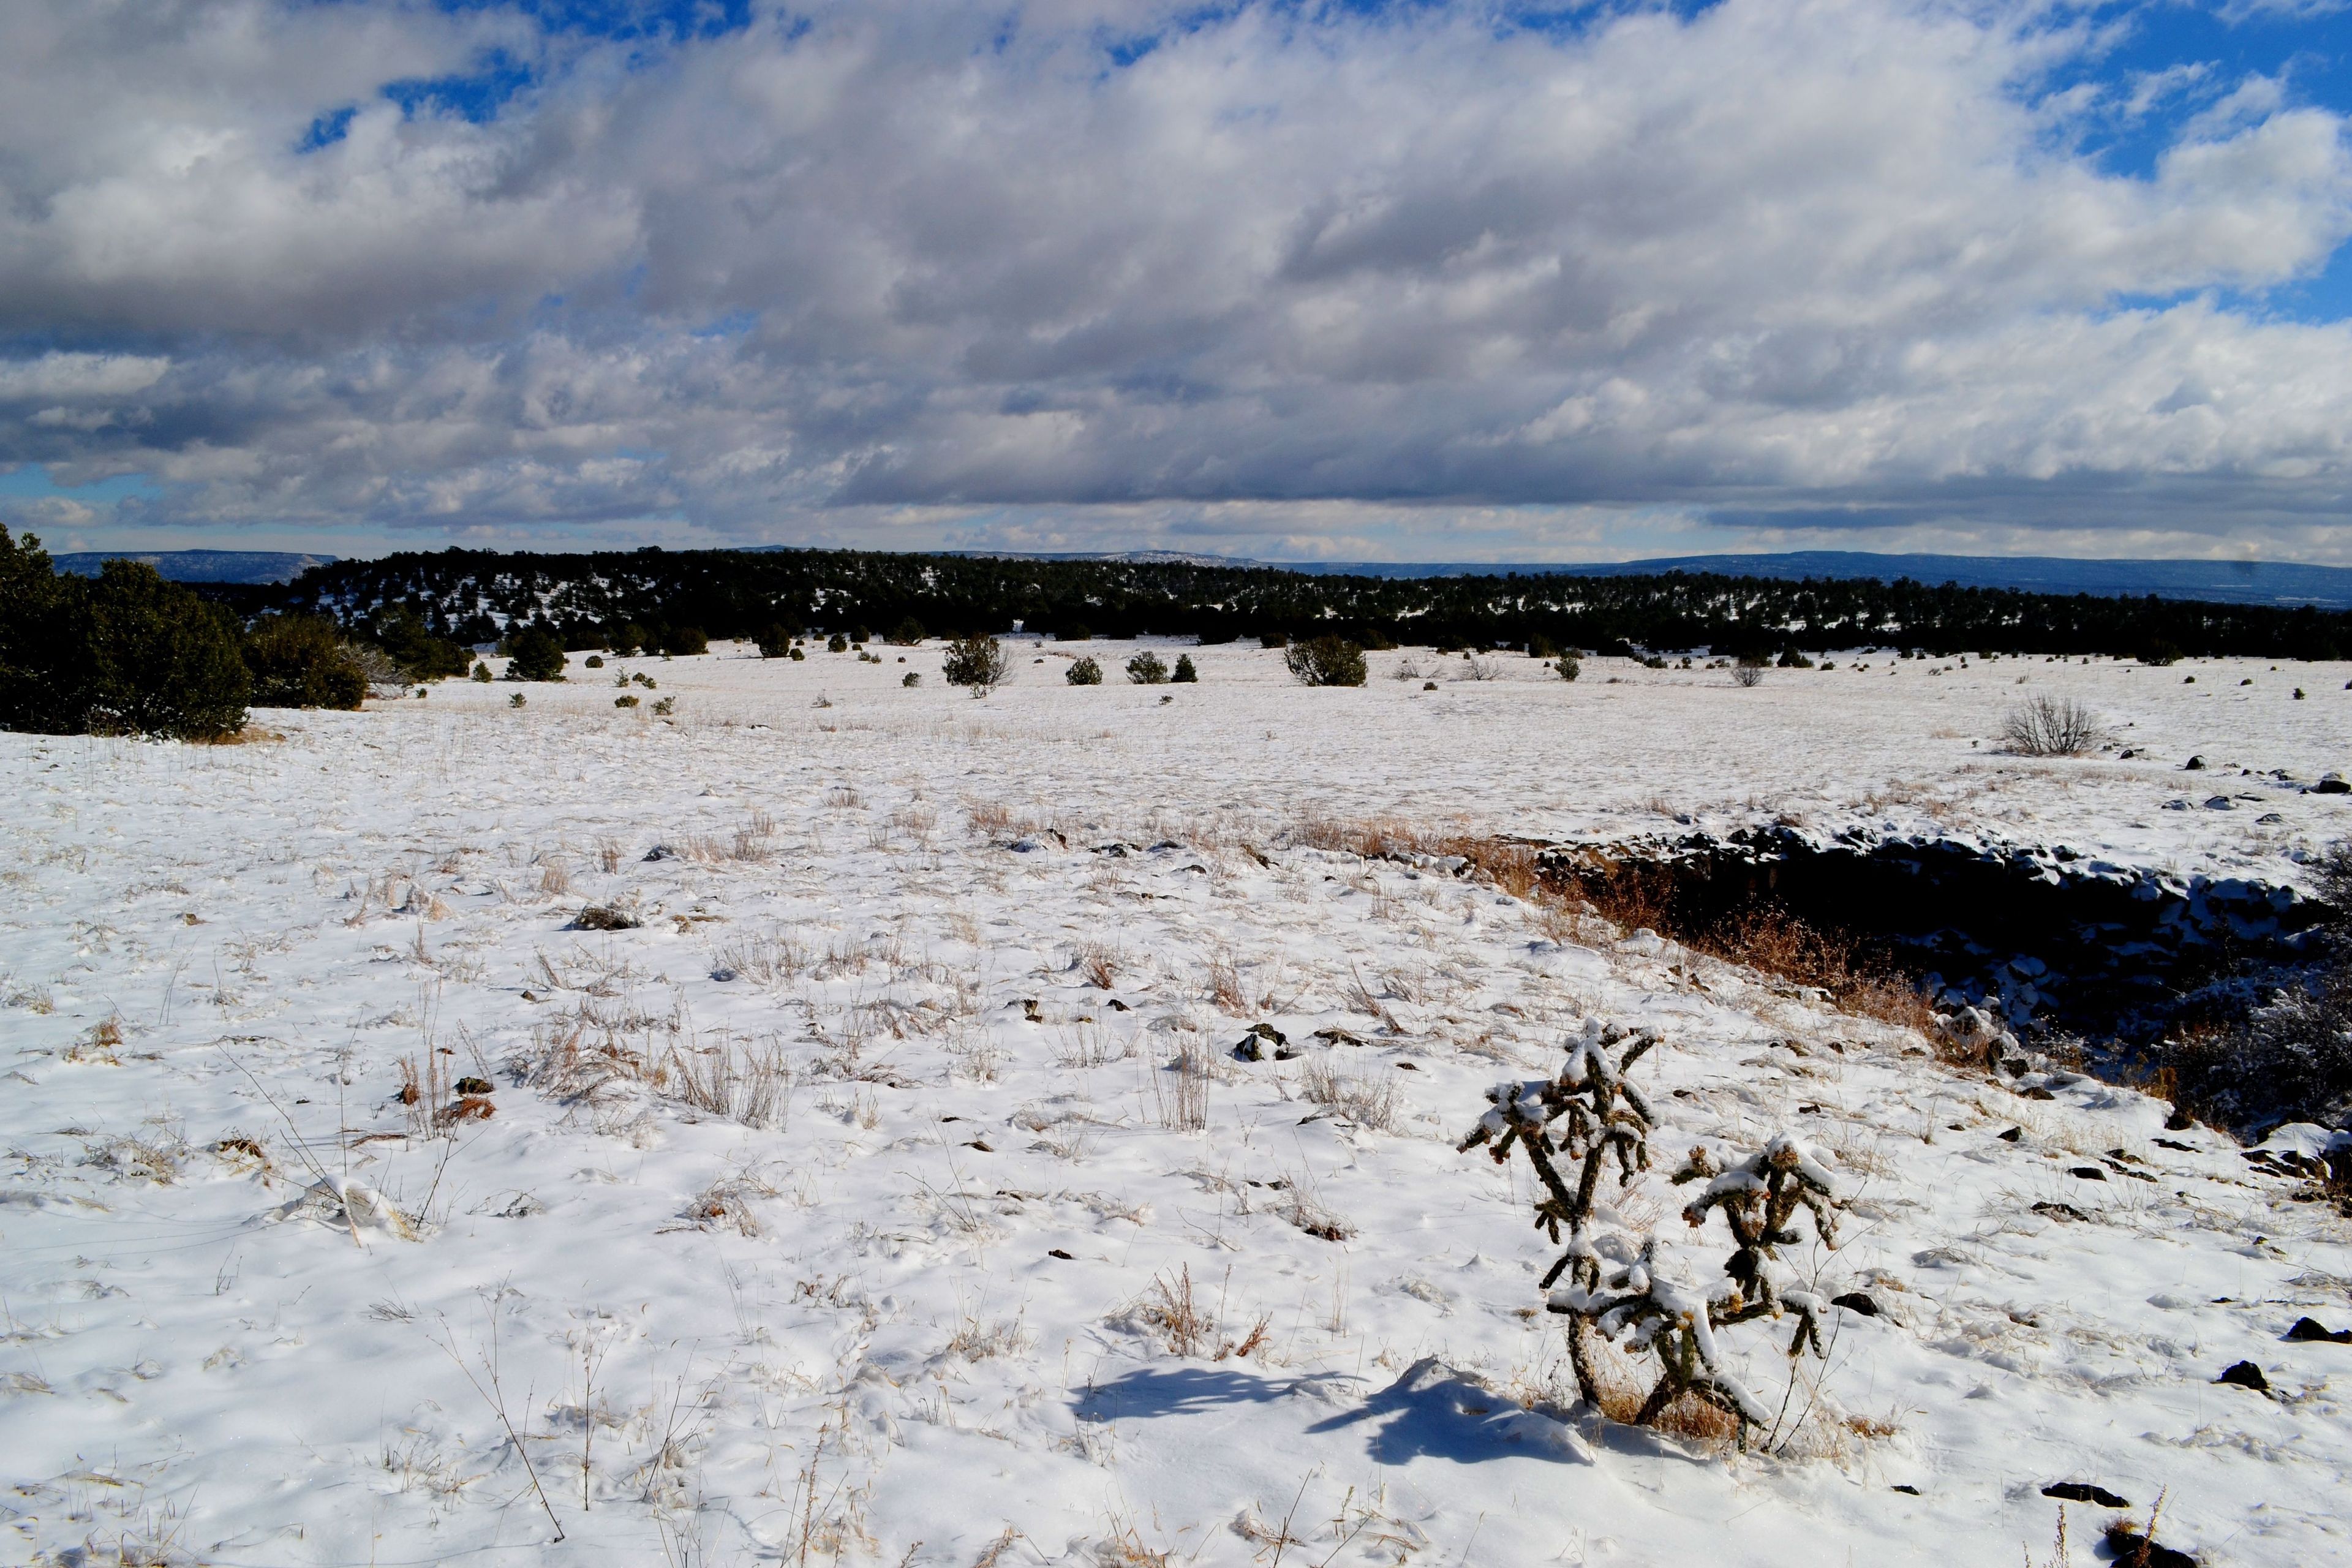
1297,1053,1401,1132
1150,1040,1213,1131
711,928,810,986
1071,939,1121,989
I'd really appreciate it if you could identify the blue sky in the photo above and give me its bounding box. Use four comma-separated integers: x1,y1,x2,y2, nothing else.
4,1,2350,564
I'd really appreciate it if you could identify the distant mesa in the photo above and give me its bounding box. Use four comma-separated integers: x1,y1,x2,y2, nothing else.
51,549,337,585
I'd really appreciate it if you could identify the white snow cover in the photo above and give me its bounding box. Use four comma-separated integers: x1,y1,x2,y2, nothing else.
3,639,2349,1566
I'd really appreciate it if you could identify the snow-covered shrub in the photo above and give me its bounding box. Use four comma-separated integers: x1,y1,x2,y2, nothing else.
1284,635,1367,687
1733,658,1765,688
1460,1019,1843,1445
2002,693,2103,756
943,634,1011,695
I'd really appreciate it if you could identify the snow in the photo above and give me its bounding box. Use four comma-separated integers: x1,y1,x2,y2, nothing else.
2,638,2349,1566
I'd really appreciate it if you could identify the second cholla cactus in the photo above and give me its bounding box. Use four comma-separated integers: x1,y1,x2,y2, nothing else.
1548,1134,1841,1440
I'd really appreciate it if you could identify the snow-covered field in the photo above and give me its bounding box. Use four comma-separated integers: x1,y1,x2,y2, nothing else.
4,639,2350,1567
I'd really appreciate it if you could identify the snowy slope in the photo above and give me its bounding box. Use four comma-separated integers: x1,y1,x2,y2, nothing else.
2,639,2348,1567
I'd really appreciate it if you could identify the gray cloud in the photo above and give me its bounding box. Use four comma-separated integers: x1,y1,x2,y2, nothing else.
2,0,2350,559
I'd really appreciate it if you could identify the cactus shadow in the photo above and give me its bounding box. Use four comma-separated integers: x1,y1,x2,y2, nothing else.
1074,1357,1589,1467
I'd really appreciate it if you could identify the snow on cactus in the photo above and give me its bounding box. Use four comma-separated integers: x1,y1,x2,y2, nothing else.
1462,1018,1845,1446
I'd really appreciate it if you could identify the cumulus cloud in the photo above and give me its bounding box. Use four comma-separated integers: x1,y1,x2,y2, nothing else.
1,0,2350,558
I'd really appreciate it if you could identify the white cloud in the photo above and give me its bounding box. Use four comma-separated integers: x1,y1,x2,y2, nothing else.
1,0,2350,558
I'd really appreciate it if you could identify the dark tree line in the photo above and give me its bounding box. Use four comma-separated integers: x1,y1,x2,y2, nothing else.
259,545,2350,663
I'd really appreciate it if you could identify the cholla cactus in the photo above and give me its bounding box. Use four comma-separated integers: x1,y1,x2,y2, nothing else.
1672,1134,1839,1357
1457,1017,1660,1290
1463,1020,1844,1441
1545,1136,1839,1441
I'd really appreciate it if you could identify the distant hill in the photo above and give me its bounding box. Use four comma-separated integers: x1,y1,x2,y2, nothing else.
53,549,337,585
1273,551,2352,609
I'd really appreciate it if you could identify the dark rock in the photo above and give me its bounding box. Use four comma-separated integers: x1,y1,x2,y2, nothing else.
2163,1106,2195,1129
2103,1524,2196,1568
453,1076,493,1096
2040,1482,2131,1508
570,905,641,931
2033,1201,2092,1222
2024,1087,2057,1101
642,845,674,861
1314,1027,1366,1047
1107,998,1130,1011
964,1140,993,1153
1890,1484,1920,1496
1047,1248,1074,1260
1831,1292,1881,1317
2215,1360,2269,1392
1998,1126,2024,1142
2069,1166,2108,1180
2183,755,2205,771
2313,773,2350,795
2154,1138,2196,1152
2284,1316,2352,1344
710,966,739,982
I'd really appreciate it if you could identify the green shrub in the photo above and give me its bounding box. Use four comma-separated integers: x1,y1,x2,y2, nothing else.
1126,650,1169,685
827,632,849,654
510,692,527,708
369,605,470,679
664,626,709,657
40,557,252,739
941,635,1009,695
1171,654,1197,683
889,617,927,645
1528,633,1559,659
1558,653,1580,682
1066,656,1103,685
504,626,568,681
902,671,922,687
243,615,366,710
611,623,648,657
0,527,83,733
788,647,805,662
1259,630,1289,649
1057,623,1093,643
757,623,794,658
472,662,492,682
584,653,605,668
1283,635,1366,687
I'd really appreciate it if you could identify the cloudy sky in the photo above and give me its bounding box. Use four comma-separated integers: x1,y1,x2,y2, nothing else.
3,1,2350,564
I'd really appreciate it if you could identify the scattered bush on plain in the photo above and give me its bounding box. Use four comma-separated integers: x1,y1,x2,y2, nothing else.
942,635,1011,695
2001,693,2104,757
1283,635,1367,687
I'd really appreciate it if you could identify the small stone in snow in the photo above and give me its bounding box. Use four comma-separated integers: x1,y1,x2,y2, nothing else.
2215,1360,2269,1392
1831,1292,1881,1317
1047,1248,1074,1260
2284,1317,2352,1344
1997,1126,2024,1142
2040,1481,2131,1508
2069,1165,2108,1180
